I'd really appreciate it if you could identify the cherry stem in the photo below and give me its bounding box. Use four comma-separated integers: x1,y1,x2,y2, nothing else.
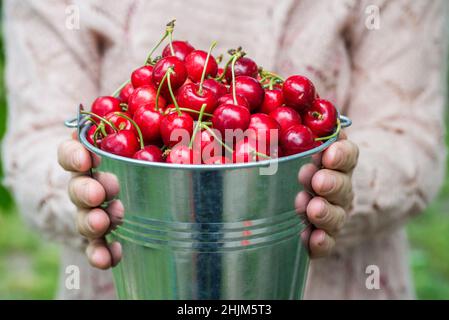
155,70,171,112
112,112,145,149
315,119,341,141
112,80,130,97
189,103,207,149
166,68,181,116
231,54,239,105
198,41,217,94
252,150,271,159
93,125,102,148
145,19,176,65
268,77,276,90
166,107,213,117
260,69,284,83
216,54,234,82
200,123,234,154
81,111,118,132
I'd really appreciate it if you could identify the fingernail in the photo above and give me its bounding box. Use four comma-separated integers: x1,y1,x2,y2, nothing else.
318,173,336,192
333,148,343,166
315,200,327,219
73,150,83,170
86,211,98,233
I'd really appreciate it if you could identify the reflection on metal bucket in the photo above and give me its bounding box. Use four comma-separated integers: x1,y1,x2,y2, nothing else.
68,112,351,300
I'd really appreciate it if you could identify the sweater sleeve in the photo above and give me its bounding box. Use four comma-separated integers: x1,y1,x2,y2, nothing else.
336,0,448,249
2,0,101,249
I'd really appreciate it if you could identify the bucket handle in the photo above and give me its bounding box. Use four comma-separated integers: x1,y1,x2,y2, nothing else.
65,114,353,130
339,115,352,128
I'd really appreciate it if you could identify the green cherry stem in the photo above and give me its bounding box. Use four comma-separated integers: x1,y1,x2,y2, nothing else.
166,68,182,116
189,103,207,149
112,80,131,98
81,111,118,132
200,123,234,154
314,119,341,141
145,19,176,65
231,54,239,105
112,112,145,149
252,150,271,159
216,54,234,82
198,41,218,94
166,107,213,117
155,70,171,112
260,69,284,82
93,125,102,148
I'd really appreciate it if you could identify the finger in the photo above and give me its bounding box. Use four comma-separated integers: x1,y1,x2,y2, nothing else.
309,229,335,259
105,200,125,228
109,241,122,267
68,176,106,208
58,139,92,172
93,172,120,200
86,238,112,270
306,197,346,236
321,140,359,173
311,169,353,208
339,130,347,140
76,208,111,239
298,163,319,191
295,191,312,215
92,153,102,168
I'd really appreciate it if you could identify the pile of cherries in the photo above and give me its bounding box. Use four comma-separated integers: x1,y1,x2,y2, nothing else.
84,21,339,165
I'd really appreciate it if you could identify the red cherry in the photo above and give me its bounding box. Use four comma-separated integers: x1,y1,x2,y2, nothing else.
248,113,280,148
217,93,250,110
280,124,315,156
259,89,284,114
282,75,316,112
303,99,338,137
152,56,187,91
233,137,270,163
118,83,134,103
162,40,195,61
160,112,194,147
104,112,135,134
203,155,231,165
225,56,258,82
127,85,166,116
231,76,264,111
166,145,197,164
202,78,228,99
133,145,163,162
133,107,163,144
91,96,121,118
101,130,139,158
192,129,219,159
176,83,217,119
269,106,302,133
184,50,218,83
87,125,102,147
131,65,154,88
212,104,251,139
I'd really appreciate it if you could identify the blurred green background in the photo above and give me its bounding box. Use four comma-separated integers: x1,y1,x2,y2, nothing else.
0,10,448,301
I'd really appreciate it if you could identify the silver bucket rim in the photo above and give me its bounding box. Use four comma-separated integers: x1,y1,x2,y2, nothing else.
65,109,351,171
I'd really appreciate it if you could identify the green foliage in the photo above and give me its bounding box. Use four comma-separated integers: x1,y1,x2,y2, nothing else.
0,211,59,299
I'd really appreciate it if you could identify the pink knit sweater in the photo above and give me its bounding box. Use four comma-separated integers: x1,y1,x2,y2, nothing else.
2,0,448,299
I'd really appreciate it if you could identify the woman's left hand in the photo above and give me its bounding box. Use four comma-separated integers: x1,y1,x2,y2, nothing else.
296,131,359,258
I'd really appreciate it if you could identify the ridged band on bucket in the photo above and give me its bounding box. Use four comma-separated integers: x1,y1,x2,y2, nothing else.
112,210,308,251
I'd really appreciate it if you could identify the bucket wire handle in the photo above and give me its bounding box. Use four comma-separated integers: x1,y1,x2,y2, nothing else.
339,115,352,128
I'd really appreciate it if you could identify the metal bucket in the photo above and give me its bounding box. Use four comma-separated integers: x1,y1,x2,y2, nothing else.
66,112,352,300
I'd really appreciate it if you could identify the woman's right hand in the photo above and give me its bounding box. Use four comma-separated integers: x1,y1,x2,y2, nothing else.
57,134,123,269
